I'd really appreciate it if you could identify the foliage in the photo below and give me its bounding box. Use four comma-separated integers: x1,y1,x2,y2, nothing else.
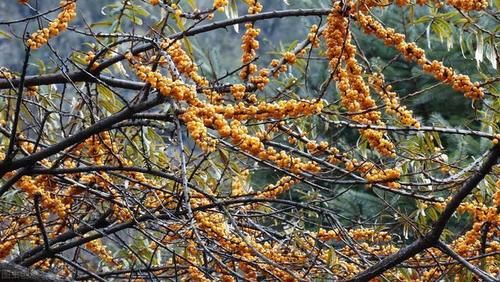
0,0,498,281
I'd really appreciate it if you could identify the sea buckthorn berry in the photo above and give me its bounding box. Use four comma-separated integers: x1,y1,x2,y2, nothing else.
247,1,263,14
230,84,246,100
0,67,15,80
26,86,38,97
492,134,500,145
308,24,320,48
84,51,99,70
283,52,297,65
213,0,228,12
27,0,77,49
395,0,410,5
159,39,213,99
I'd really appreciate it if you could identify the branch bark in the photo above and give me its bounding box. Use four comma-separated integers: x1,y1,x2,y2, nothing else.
349,144,499,281
0,262,69,282
435,241,496,282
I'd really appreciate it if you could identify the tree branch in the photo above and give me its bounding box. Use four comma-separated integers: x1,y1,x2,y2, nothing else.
0,262,69,282
322,119,496,140
349,144,499,281
0,9,330,90
435,241,496,282
0,96,164,184
5,47,30,159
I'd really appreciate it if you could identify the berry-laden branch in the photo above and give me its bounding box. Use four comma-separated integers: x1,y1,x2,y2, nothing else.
0,96,164,180
0,8,331,90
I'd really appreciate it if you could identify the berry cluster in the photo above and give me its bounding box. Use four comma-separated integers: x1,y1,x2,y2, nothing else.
160,40,208,88
25,86,38,97
429,190,500,279
0,219,40,260
270,59,288,77
395,0,410,5
160,40,223,102
84,51,100,70
231,169,250,196
85,239,115,265
282,52,297,65
344,159,401,188
0,67,15,80
182,111,218,152
256,176,298,200
365,167,401,186
213,0,228,12
317,228,392,242
213,99,324,121
315,226,399,278
249,68,270,90
308,24,321,48
362,0,487,10
127,54,198,103
27,0,77,49
446,0,488,10
0,239,16,259
280,124,402,187
324,4,395,157
246,1,263,14
357,12,484,100
16,174,68,219
181,99,324,174
239,23,261,80
229,83,246,100
306,140,330,154
369,73,420,127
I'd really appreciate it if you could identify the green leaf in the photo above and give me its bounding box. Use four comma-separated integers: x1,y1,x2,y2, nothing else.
125,13,143,25
186,0,196,9
70,52,87,66
413,15,431,25
0,29,11,39
225,0,239,33
326,246,337,268
90,20,113,28
97,84,124,113
127,5,150,17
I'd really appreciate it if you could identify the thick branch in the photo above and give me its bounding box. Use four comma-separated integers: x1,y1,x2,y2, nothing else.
349,144,499,281
435,241,496,282
0,262,69,282
0,72,145,90
0,96,164,182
